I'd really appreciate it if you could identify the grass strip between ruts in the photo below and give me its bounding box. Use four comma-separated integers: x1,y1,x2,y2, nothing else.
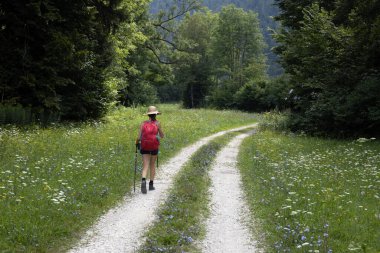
139,131,241,253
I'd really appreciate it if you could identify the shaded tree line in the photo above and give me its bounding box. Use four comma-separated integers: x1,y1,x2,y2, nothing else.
0,0,196,122
274,0,380,137
3,0,377,138
1,0,277,123
0,0,137,120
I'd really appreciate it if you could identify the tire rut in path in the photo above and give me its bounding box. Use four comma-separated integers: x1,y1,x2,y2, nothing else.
68,124,257,253
201,130,258,253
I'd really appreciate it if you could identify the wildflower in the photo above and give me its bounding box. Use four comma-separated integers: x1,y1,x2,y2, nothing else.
185,236,193,243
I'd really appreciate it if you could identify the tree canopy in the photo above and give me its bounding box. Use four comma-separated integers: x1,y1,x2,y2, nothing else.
2,0,377,137
0,0,141,120
274,0,380,136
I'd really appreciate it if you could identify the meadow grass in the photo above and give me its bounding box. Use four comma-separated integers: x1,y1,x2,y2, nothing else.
238,131,380,253
139,132,240,253
0,104,257,252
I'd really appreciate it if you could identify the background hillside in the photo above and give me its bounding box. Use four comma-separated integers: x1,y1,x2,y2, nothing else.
150,0,282,76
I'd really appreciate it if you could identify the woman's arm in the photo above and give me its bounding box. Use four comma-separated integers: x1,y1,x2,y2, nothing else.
157,122,164,138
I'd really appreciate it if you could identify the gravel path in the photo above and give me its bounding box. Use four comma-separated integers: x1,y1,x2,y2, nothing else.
68,124,257,253
201,130,258,253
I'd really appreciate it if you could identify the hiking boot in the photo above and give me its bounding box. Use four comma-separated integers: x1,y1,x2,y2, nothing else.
141,180,147,194
149,181,155,191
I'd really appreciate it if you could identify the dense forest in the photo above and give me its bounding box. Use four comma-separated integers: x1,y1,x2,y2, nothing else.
274,0,380,136
0,0,379,137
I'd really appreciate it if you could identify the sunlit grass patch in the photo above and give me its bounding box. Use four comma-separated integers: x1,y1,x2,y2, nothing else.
239,131,380,253
0,104,257,252
139,132,238,253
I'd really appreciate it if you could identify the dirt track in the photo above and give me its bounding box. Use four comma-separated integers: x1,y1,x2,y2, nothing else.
201,130,258,252
69,124,257,253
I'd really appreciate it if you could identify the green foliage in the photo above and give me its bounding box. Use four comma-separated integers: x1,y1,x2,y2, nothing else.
1,0,277,122
234,82,267,111
234,75,291,112
174,11,217,108
209,5,268,109
258,111,290,132
208,80,237,109
166,4,270,110
274,0,335,29
105,1,151,106
2,0,274,121
121,14,175,106
274,1,380,137
0,0,150,121
156,83,182,102
127,80,159,106
115,0,202,106
239,131,380,252
182,0,283,76
212,5,267,86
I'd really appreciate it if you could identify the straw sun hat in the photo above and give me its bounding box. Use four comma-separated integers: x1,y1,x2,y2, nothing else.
145,105,161,115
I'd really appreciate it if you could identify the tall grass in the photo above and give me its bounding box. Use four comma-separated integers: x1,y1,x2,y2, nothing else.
0,104,60,125
0,104,257,252
238,131,380,252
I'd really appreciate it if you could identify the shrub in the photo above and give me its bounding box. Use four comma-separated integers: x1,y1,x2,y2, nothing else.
259,110,290,132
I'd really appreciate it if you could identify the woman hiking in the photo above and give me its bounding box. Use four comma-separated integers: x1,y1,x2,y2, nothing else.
137,106,164,194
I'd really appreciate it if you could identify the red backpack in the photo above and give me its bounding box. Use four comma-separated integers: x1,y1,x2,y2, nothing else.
140,120,160,151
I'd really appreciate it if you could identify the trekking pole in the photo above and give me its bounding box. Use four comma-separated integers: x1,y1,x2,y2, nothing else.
133,143,138,193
